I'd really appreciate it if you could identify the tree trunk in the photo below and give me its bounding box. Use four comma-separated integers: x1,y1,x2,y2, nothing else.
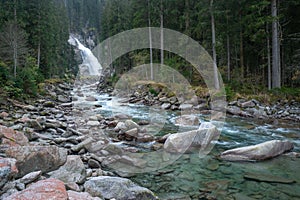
148,0,153,80
160,0,164,66
226,15,230,81
210,0,219,90
13,0,17,78
37,40,41,68
267,23,271,90
239,11,244,79
271,0,280,88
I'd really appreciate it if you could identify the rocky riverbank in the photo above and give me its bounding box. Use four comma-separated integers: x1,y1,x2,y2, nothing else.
0,80,158,200
0,78,299,200
102,81,300,122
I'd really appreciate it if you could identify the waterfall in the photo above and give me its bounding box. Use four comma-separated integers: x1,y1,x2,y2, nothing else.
68,36,102,76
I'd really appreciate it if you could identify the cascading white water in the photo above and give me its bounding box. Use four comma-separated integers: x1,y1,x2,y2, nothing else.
68,36,102,76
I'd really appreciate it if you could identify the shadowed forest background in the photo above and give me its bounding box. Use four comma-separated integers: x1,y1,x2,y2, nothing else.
0,0,299,100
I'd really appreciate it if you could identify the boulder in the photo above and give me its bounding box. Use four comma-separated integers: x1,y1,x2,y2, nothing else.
0,125,29,147
161,103,171,110
87,121,100,126
175,115,199,126
220,140,294,161
4,178,68,200
164,122,220,154
67,190,102,200
125,120,140,130
48,155,86,184
43,101,56,108
57,95,71,103
244,172,295,184
0,157,18,189
114,122,127,132
239,100,255,108
84,176,157,200
6,146,67,177
19,171,42,185
86,96,98,101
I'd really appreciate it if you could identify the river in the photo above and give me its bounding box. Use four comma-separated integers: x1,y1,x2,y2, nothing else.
71,38,300,200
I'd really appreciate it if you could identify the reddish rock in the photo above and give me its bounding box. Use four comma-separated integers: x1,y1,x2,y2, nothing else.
0,157,18,188
0,111,9,118
0,125,29,147
67,190,102,200
4,178,68,200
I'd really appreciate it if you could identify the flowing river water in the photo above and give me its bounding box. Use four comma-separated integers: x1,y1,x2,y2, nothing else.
71,38,300,200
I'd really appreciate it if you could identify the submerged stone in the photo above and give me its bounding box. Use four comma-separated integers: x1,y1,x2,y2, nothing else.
221,140,294,161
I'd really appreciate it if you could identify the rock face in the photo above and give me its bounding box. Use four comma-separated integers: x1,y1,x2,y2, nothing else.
220,140,294,161
0,157,18,189
4,178,68,200
84,176,157,200
6,146,67,177
48,155,87,184
164,122,220,154
175,115,199,126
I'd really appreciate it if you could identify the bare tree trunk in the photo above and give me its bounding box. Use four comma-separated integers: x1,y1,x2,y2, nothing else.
13,0,17,78
267,24,271,90
271,0,280,88
239,11,244,79
226,15,230,81
160,0,164,66
148,0,153,80
210,0,219,90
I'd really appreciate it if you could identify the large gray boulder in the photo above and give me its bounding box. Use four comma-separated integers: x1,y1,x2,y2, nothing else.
48,155,87,184
220,140,294,161
84,176,157,200
6,146,67,177
164,122,220,155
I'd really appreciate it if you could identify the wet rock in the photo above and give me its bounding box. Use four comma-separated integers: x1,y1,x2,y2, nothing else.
125,128,139,138
244,172,295,183
137,120,150,126
161,103,171,110
164,122,220,154
67,190,102,200
114,122,127,132
113,114,131,120
137,134,154,143
84,176,157,200
48,155,86,184
125,120,140,130
0,125,29,147
6,146,67,177
86,96,98,101
0,157,18,189
4,178,68,200
160,193,191,200
221,140,294,161
175,115,199,126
